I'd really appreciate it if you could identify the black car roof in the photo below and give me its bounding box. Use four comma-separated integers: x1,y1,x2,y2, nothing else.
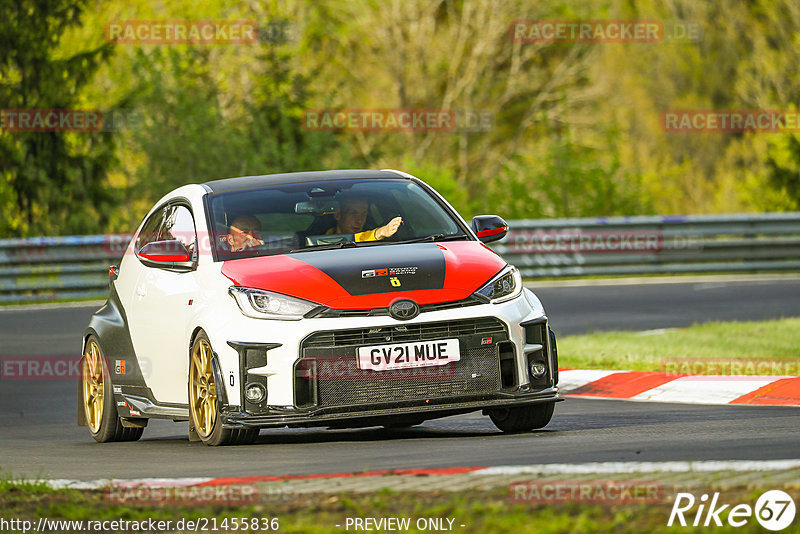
202,169,405,193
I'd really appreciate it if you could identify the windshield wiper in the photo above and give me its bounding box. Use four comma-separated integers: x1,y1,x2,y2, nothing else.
395,233,470,244
289,241,357,253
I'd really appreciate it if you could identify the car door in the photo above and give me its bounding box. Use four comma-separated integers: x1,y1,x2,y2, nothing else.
128,203,199,405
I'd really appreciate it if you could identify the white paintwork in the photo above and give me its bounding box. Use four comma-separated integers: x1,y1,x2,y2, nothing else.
116,175,550,413
120,185,210,404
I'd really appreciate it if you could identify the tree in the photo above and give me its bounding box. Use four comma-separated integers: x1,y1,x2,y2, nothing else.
0,0,116,236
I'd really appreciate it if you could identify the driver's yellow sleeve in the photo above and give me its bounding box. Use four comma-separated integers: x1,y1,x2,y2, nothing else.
355,229,378,242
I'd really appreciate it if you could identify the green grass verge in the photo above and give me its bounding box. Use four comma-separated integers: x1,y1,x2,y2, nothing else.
559,318,800,373
1,485,797,533
0,473,54,494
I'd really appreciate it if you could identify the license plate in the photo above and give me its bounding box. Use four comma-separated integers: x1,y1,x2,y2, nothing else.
357,339,460,371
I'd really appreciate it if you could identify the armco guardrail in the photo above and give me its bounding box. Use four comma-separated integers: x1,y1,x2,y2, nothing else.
0,235,119,303
0,213,799,303
491,212,800,278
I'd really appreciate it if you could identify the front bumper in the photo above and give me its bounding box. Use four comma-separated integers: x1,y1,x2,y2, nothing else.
219,386,561,428
211,288,558,426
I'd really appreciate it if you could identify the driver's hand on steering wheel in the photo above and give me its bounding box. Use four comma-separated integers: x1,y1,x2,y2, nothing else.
243,236,265,249
375,216,403,240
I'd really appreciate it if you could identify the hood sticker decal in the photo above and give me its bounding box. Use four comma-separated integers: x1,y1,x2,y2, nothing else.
292,244,445,296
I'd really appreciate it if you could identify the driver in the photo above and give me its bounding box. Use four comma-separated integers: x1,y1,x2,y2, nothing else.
329,196,402,242
225,215,265,252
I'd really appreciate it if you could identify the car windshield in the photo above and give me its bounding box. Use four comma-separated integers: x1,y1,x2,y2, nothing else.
206,178,468,261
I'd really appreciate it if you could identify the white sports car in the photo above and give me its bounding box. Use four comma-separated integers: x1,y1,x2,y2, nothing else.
79,169,560,445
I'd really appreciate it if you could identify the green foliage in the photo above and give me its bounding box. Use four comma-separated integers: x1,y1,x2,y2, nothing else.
766,133,800,209
3,0,800,236
117,41,349,228
0,0,116,236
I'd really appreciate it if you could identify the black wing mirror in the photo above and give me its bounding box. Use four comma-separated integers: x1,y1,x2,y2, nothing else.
471,215,509,244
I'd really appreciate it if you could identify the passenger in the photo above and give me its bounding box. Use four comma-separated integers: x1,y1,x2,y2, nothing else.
225,215,265,252
329,197,402,242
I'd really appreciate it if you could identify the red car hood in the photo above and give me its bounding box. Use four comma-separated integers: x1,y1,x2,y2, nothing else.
221,241,506,309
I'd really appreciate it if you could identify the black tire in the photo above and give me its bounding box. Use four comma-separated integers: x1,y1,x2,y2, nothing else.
489,402,555,433
82,336,144,443
189,331,258,446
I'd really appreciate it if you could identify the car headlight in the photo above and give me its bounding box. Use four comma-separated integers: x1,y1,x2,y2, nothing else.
474,266,523,303
229,287,318,320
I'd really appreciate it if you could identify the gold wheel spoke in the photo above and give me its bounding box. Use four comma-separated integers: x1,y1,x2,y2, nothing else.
93,399,101,426
83,342,105,434
83,374,91,400
207,400,213,431
201,343,211,373
90,345,101,379
190,339,218,439
191,349,203,376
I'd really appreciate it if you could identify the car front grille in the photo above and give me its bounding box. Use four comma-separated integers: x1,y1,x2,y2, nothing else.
295,317,508,409
302,317,505,348
307,296,482,319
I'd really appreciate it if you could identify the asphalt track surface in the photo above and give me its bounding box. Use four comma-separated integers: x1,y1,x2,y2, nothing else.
1,277,799,480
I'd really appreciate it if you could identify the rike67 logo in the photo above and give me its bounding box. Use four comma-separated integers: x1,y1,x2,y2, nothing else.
669,490,796,531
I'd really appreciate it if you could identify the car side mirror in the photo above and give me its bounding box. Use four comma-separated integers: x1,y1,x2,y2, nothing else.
136,240,196,271
471,215,509,243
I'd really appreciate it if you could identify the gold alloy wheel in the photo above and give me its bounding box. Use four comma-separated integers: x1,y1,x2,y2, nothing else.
82,340,105,433
189,338,217,438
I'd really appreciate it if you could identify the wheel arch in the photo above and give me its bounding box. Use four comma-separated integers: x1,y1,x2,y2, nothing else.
188,326,206,354
187,326,229,407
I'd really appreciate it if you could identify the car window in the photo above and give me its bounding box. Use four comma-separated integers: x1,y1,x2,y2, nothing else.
162,205,196,252
135,203,196,254
206,178,468,261
135,205,170,252
390,185,458,236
